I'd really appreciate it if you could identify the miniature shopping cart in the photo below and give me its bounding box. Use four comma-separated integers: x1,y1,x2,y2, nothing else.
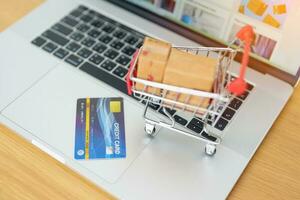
126,26,254,156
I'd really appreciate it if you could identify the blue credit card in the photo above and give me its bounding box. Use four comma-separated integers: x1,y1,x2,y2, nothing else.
74,97,126,159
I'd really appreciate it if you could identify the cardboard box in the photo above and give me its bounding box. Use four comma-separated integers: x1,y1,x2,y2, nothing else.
162,48,217,111
247,0,267,16
135,37,171,94
163,48,217,91
164,91,210,113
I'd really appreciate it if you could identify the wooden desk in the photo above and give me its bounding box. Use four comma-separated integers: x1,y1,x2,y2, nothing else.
0,1,299,199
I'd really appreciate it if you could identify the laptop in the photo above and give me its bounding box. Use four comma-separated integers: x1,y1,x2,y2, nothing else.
0,0,299,199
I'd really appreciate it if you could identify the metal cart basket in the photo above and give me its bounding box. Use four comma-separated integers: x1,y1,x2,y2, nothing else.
126,26,253,156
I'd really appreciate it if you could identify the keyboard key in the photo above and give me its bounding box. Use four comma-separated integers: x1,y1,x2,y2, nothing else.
247,83,254,91
221,107,235,121
207,120,213,126
118,23,136,33
113,66,128,78
136,41,143,48
165,107,176,116
206,114,217,126
81,37,96,47
65,54,83,67
141,100,159,110
125,35,138,45
54,48,69,59
66,42,81,52
42,30,69,46
104,49,119,59
52,23,73,36
88,10,97,17
158,107,176,116
80,14,93,23
100,60,117,71
70,32,84,41
116,55,130,66
102,24,115,33
237,91,249,100
61,16,79,27
91,19,104,28
122,46,136,56
149,102,160,110
113,30,127,39
70,6,87,16
226,75,235,83
217,105,225,113
89,54,104,65
69,7,86,18
189,118,204,129
88,29,102,38
92,43,107,54
201,131,217,142
187,122,203,133
77,48,93,58
80,62,128,94
228,98,243,110
78,5,88,11
97,13,116,25
77,23,91,33
173,115,188,126
70,10,82,18
110,40,125,50
42,42,57,53
214,118,228,131
99,34,113,44
31,37,46,47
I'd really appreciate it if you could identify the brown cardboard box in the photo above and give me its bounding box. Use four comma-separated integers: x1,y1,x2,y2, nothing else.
162,48,217,111
163,92,210,115
163,48,217,91
135,37,171,94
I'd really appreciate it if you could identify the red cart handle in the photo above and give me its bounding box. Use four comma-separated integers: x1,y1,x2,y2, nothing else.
228,25,254,95
126,49,139,95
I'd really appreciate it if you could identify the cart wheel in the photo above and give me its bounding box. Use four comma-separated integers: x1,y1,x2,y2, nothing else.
205,143,216,156
144,123,156,136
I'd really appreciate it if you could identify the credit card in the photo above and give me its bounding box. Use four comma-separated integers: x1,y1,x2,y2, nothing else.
74,97,126,159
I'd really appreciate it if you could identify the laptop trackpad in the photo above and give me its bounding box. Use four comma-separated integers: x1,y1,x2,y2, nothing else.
0,30,59,110
2,65,151,183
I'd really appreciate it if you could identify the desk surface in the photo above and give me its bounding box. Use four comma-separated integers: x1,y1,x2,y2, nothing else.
0,1,299,199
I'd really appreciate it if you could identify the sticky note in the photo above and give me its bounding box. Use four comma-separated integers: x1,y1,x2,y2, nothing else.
239,5,245,14
273,4,287,15
247,0,268,16
263,14,280,28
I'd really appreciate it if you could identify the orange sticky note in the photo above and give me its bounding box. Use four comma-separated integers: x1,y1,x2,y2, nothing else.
263,14,280,28
239,5,245,14
273,4,287,15
247,0,268,16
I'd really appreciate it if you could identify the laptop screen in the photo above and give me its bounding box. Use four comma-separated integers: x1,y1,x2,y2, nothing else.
115,0,299,78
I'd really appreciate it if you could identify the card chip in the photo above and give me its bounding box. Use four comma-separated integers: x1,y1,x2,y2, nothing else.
110,101,121,113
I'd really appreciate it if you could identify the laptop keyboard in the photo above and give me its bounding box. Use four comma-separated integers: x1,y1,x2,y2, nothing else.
31,5,254,141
